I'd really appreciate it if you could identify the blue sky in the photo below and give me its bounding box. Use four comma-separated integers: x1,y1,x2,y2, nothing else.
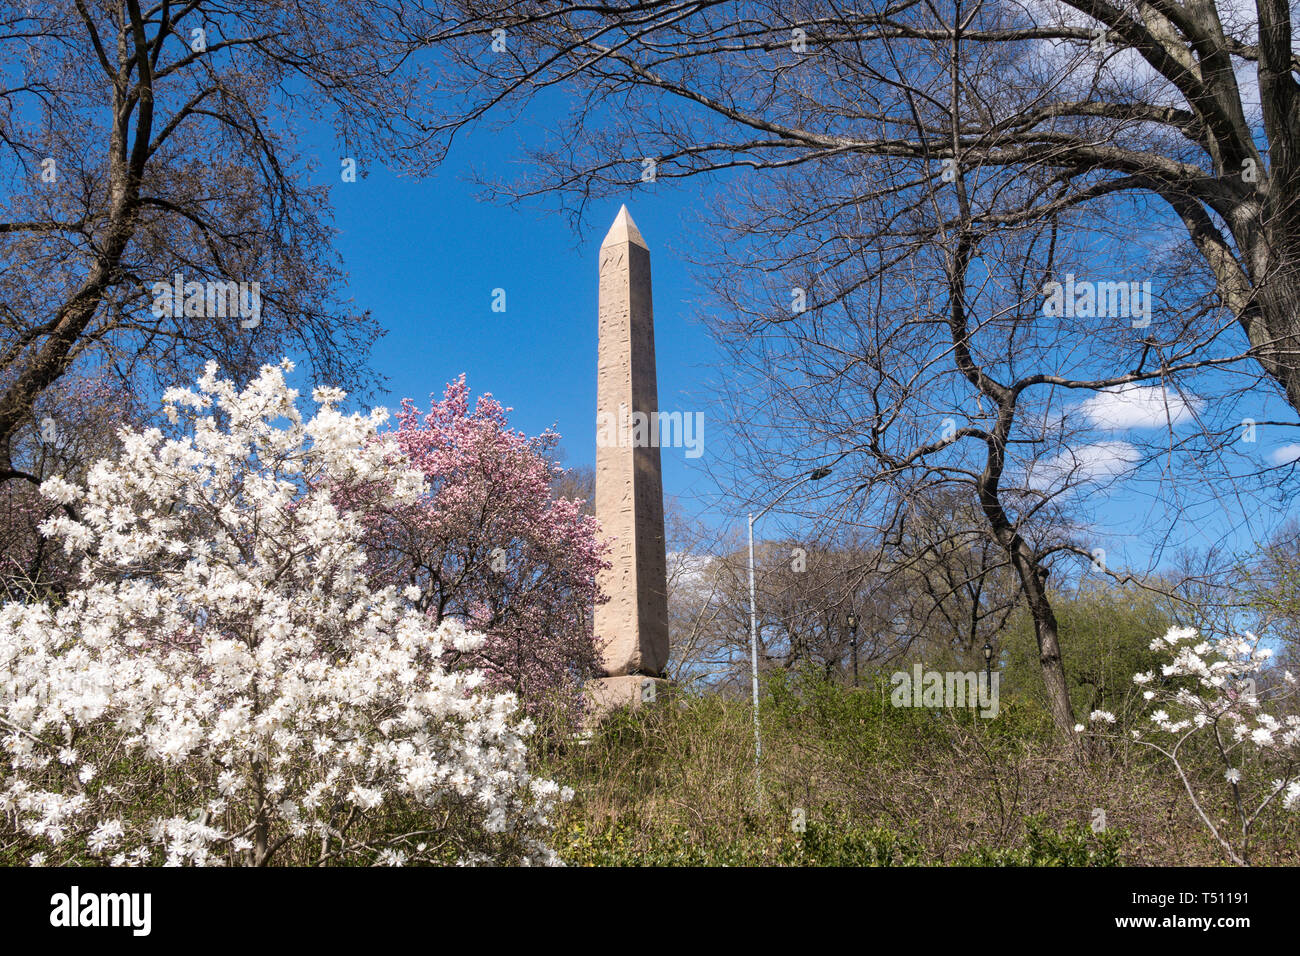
295,114,1297,575
311,127,725,523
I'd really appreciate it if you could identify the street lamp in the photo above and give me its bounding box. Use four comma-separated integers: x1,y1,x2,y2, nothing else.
846,612,859,688
982,641,993,692
747,464,833,808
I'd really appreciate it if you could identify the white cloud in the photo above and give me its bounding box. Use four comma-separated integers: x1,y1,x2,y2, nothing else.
1271,444,1300,466
1027,441,1141,491
1078,384,1201,430
668,550,713,589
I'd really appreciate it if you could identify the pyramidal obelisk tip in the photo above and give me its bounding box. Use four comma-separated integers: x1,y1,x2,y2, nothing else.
601,204,647,248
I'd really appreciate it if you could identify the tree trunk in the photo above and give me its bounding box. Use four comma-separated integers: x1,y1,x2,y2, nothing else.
973,399,1078,741
1010,552,1077,741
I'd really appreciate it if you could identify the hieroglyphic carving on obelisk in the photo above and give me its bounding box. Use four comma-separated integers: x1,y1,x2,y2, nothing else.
592,205,669,682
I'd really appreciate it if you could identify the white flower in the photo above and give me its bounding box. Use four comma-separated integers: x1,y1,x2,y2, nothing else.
348,787,384,810
1224,769,1242,784
88,820,125,854
1283,781,1300,810
0,362,565,867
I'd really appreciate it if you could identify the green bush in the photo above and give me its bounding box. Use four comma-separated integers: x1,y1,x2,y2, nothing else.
954,815,1126,866
542,678,1147,866
555,813,1126,867
1001,585,1172,724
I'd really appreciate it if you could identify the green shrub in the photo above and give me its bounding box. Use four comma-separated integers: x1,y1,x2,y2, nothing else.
555,816,926,866
954,815,1126,866
555,813,1125,867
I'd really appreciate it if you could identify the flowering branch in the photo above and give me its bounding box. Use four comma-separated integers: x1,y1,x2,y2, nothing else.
1082,626,1300,866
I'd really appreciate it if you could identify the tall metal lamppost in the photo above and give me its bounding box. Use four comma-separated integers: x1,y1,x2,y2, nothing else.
748,464,832,808
846,612,859,688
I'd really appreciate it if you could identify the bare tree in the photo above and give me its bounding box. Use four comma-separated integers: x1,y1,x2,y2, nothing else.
550,459,595,515
665,533,891,691
719,206,1254,735
0,369,139,600
886,489,1022,656
0,1,464,482
416,0,1300,417
663,496,742,687
401,0,1295,736
665,512,1009,691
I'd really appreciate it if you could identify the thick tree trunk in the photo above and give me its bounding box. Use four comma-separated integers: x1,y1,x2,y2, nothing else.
1009,551,1076,740
0,9,152,472
1236,0,1300,414
973,399,1077,741
979,487,1076,739
1248,272,1300,415
974,492,1077,740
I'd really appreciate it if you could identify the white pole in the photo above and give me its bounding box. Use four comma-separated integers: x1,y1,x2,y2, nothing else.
744,465,834,810
748,511,761,809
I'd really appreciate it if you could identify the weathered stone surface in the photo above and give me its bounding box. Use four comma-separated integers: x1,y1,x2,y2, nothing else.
584,675,671,718
592,205,670,679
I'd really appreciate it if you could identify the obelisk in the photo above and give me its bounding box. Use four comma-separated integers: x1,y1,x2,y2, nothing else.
591,205,669,707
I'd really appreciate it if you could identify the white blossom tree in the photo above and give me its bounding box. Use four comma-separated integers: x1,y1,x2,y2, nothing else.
1085,625,1300,865
0,361,568,866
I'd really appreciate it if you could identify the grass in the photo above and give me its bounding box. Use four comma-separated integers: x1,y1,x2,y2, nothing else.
537,670,1300,866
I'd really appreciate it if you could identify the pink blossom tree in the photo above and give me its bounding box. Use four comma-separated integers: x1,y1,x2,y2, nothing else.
362,376,608,726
